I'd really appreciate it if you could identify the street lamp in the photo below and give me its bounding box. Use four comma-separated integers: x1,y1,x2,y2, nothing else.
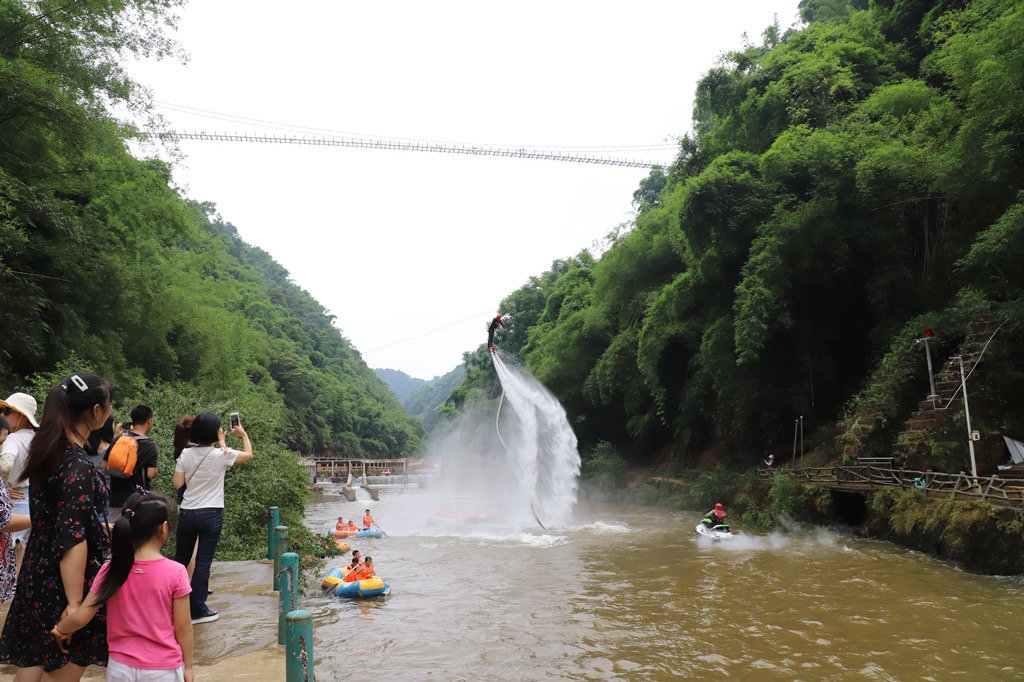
952,355,979,479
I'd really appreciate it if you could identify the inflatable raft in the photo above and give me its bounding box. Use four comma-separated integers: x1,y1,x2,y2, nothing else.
334,528,382,539
354,528,383,538
322,567,390,598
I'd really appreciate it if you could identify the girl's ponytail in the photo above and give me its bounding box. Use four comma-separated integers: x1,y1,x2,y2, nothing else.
92,491,170,604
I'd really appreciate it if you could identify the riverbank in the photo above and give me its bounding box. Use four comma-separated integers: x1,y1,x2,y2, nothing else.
0,559,285,679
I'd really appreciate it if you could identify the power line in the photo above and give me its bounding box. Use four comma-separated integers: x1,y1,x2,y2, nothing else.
144,130,665,168
362,310,494,355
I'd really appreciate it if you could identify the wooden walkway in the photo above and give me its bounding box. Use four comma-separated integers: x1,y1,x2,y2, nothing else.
762,464,1024,507
305,457,425,479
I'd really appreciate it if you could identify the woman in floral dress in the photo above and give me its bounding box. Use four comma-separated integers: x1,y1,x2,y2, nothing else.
0,373,112,681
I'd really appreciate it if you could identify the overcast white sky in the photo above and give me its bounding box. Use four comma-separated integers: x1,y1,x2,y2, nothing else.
130,1,803,380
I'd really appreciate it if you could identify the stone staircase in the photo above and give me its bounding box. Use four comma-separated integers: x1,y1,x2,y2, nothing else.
893,314,1004,465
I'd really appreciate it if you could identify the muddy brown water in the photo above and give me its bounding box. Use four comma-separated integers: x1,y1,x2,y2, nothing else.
4,488,1024,680
302,489,1024,681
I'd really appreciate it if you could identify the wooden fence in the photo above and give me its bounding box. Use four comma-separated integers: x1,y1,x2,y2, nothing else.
762,464,1024,506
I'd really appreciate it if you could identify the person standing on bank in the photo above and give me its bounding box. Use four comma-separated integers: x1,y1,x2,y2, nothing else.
173,412,253,624
106,405,158,523
52,491,194,682
0,373,112,680
0,411,31,602
0,391,40,578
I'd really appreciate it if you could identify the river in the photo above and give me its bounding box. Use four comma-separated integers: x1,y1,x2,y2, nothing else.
303,487,1024,681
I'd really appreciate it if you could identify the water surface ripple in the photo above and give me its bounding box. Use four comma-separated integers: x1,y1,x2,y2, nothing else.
306,492,1024,681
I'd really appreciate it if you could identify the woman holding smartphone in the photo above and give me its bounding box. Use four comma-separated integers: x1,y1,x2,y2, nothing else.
172,412,253,624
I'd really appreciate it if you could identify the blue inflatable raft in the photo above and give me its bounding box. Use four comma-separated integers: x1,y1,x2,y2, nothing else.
354,529,383,538
322,567,390,598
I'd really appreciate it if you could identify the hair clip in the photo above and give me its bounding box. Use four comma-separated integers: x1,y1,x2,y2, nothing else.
61,374,88,393
123,507,135,518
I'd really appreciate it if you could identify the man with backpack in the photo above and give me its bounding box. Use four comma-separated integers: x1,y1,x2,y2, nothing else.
105,404,159,522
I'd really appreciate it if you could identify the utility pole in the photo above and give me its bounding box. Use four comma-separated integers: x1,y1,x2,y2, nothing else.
953,356,979,479
800,415,804,468
792,419,799,465
917,329,939,403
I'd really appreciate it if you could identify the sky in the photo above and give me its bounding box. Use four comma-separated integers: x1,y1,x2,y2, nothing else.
128,1,804,380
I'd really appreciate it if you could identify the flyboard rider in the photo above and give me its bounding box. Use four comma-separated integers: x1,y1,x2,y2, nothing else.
487,313,508,352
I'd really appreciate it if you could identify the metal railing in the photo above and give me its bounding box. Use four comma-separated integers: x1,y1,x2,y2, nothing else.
762,465,1024,506
148,131,663,168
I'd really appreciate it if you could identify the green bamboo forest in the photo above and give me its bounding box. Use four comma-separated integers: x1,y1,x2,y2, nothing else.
453,0,1024,482
3,0,1024,561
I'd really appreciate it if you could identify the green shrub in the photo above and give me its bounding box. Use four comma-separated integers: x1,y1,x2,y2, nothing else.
580,441,631,492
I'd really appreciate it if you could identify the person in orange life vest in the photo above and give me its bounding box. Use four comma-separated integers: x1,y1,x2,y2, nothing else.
342,550,361,579
335,517,346,533
344,552,366,582
362,509,374,530
355,557,375,580
703,503,725,527
346,520,358,531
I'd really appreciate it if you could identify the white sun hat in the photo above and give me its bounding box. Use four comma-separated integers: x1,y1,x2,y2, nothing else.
0,392,40,428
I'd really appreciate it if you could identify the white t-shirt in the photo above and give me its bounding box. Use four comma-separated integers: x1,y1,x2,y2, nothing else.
174,445,239,509
1,429,34,497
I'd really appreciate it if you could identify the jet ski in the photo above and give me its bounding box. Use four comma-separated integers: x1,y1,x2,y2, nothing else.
695,519,734,540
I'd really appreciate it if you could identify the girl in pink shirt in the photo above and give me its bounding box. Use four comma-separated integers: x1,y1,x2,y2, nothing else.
53,491,194,682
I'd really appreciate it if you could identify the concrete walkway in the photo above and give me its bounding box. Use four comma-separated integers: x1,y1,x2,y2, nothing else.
0,559,286,680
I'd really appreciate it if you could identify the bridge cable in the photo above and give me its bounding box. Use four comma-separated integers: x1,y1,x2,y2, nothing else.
144,131,665,169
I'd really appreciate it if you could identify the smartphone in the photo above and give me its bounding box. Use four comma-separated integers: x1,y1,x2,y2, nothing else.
229,412,240,428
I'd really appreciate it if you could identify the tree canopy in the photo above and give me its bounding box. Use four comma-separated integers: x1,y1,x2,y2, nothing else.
0,0,421,554
450,0,1024,474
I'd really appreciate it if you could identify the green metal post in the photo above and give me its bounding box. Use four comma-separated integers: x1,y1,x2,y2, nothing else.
285,610,315,682
273,525,288,591
278,552,299,645
267,506,280,559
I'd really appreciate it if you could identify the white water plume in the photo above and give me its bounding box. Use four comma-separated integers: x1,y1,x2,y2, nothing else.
410,350,580,533
490,351,580,528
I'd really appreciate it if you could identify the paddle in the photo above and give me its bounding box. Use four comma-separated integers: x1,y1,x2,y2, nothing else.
341,562,361,581
372,523,388,537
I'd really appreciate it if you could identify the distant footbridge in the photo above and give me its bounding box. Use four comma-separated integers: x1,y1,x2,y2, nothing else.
147,131,666,169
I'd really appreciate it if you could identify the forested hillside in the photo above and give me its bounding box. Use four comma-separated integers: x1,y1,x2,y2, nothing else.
0,2,420,459
375,368,426,405
452,0,1024,474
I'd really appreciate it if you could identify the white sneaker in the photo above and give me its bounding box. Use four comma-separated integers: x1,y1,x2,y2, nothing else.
191,611,219,624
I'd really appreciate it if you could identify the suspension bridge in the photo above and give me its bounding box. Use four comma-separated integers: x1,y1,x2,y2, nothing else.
147,130,666,169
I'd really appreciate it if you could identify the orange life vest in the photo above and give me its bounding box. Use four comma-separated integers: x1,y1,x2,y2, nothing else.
363,514,373,528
